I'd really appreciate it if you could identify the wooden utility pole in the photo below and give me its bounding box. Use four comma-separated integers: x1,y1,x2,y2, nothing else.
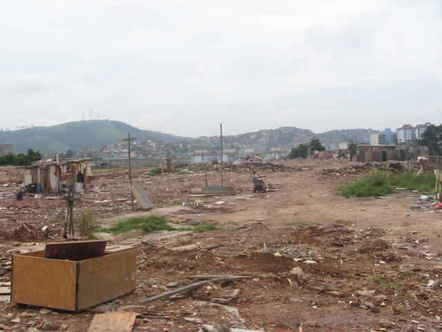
123,133,136,210
220,123,224,187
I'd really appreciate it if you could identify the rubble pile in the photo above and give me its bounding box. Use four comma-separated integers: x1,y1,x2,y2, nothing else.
321,161,406,177
169,162,304,175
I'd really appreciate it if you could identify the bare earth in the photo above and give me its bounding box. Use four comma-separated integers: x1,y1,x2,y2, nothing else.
1,160,442,331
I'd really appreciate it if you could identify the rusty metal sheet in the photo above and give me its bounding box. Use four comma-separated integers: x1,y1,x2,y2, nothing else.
12,252,77,311
77,248,136,311
88,312,138,332
45,240,107,260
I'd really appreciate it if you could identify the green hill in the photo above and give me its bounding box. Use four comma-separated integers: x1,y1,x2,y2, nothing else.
0,120,183,153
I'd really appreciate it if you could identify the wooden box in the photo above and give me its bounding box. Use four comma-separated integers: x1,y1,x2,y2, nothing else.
12,247,136,311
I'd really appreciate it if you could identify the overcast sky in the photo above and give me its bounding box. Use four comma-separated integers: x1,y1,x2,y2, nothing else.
1,1,442,137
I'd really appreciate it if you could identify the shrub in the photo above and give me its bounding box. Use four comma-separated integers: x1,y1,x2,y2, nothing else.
148,168,163,176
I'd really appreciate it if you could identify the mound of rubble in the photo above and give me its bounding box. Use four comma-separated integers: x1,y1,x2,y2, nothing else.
321,162,406,177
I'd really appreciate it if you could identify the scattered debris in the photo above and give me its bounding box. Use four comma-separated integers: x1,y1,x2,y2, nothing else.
143,276,250,304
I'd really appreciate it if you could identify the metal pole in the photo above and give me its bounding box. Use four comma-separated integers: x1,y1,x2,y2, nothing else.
220,123,224,187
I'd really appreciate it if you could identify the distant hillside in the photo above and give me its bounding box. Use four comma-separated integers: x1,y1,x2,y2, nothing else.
190,127,376,152
317,129,377,149
0,119,378,154
0,120,183,153
189,127,315,152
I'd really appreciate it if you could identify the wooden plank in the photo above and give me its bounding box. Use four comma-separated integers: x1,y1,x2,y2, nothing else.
88,312,137,332
77,249,136,310
45,240,107,261
12,253,77,311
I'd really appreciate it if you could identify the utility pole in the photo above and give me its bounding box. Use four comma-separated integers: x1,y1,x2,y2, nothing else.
220,123,224,187
123,133,136,210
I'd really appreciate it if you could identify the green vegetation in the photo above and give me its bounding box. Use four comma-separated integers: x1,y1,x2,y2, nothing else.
148,167,164,176
370,275,402,290
100,215,218,235
288,138,325,159
348,142,358,161
338,171,435,198
420,124,442,155
0,149,42,166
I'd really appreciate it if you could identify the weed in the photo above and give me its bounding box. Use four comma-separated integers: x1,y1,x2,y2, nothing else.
338,171,435,198
101,215,218,235
370,275,401,289
148,168,163,176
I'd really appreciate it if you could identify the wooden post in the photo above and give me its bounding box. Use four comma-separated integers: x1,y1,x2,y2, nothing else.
123,133,136,211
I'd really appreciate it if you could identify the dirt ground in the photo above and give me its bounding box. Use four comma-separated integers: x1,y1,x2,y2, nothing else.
2,160,442,331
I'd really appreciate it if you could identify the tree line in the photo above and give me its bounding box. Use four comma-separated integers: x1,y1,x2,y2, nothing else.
0,149,42,166
287,139,325,159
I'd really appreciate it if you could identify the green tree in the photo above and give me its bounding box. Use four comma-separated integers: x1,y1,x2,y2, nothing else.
309,138,325,152
348,142,358,161
288,139,325,159
420,125,442,155
288,144,309,159
0,150,42,166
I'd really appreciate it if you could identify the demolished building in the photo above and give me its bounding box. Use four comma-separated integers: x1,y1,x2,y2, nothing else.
22,159,93,194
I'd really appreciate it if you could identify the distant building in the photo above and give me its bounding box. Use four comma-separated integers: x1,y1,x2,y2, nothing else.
397,123,431,143
397,124,416,144
357,145,401,162
369,133,381,146
191,150,240,164
338,142,349,150
263,149,289,161
380,128,397,145
0,144,14,156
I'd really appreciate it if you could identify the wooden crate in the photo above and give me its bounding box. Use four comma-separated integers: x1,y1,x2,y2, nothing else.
12,248,136,311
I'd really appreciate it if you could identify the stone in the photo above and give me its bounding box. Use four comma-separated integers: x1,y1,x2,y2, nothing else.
289,267,305,277
92,232,114,241
166,282,179,288
356,290,376,297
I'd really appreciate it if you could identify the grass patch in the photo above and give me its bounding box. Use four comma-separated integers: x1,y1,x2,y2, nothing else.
101,216,174,235
389,172,435,192
338,171,435,198
148,168,163,176
100,215,218,235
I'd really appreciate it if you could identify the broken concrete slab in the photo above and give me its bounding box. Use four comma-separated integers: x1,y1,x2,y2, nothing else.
0,287,10,295
132,183,153,210
0,295,10,303
92,232,115,241
87,312,138,332
201,186,236,196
